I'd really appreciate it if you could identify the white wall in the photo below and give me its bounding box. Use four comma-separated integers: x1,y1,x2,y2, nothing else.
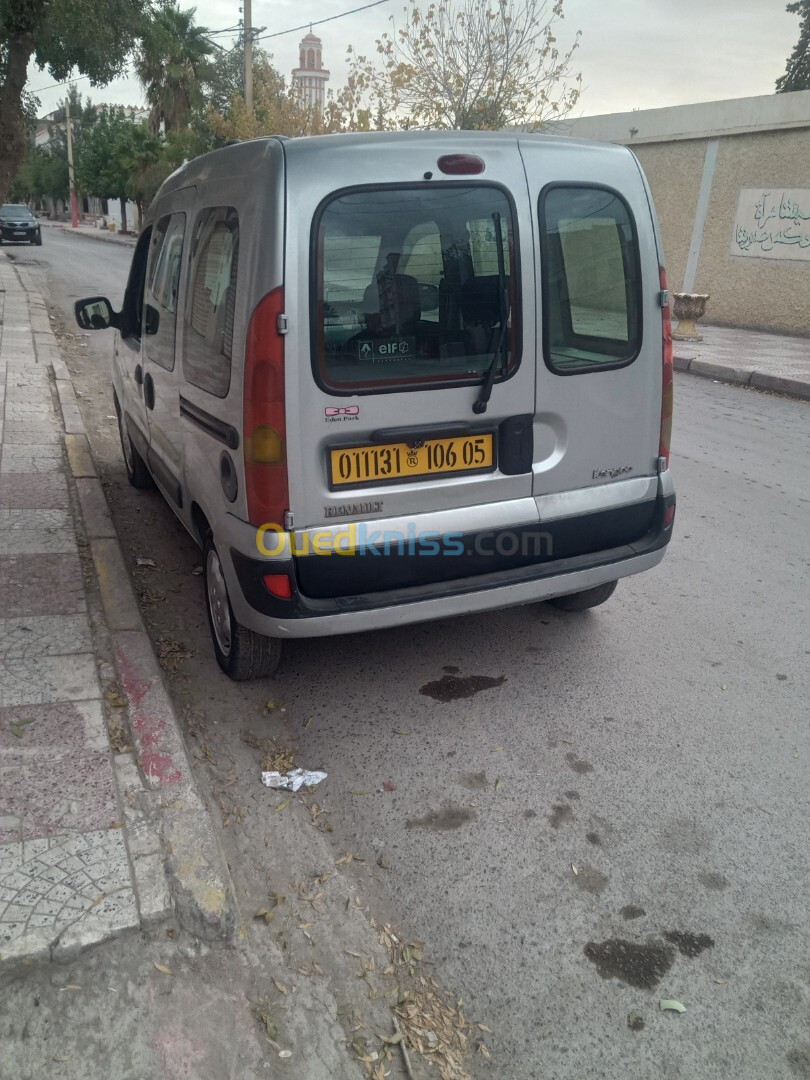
101,199,139,232
549,89,810,146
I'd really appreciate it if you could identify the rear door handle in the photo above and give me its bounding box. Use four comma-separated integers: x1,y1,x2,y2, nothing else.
370,422,471,444
144,372,155,410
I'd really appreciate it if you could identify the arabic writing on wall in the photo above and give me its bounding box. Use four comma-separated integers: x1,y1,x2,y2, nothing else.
732,189,810,261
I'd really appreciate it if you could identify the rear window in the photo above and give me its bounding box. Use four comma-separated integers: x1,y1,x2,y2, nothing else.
313,185,519,393
540,185,641,373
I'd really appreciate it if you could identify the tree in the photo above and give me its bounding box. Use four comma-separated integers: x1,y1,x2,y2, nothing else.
75,108,139,233
205,46,371,139
121,125,165,230
0,0,147,204
10,87,98,213
206,53,313,140
202,42,265,117
776,1,810,92
134,2,215,134
347,0,581,131
10,145,68,208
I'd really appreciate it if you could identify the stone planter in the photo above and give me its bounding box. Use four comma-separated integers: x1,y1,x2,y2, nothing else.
672,292,710,341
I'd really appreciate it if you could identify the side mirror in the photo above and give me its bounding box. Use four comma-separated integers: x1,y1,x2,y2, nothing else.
144,303,160,336
74,296,119,331
418,282,439,313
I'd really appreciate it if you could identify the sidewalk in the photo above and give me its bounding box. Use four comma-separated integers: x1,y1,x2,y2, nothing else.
674,323,810,400
0,253,235,972
40,219,138,247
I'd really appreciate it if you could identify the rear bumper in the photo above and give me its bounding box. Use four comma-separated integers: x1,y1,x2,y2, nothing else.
219,486,675,639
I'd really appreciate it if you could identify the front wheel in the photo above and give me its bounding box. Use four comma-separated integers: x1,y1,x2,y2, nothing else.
203,534,282,681
34,233,42,246
549,580,618,612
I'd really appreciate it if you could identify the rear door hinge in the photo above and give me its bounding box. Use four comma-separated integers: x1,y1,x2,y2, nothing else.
284,510,294,530
659,290,669,308
277,313,289,335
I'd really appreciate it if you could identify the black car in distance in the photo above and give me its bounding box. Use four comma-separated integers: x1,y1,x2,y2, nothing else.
0,204,43,246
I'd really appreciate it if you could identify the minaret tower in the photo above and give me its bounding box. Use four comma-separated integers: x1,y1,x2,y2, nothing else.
292,29,330,113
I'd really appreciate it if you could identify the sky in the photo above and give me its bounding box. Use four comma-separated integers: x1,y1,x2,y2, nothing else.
26,0,802,120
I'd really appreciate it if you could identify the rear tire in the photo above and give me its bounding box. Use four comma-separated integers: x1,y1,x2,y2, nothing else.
203,534,282,681
549,580,618,611
115,402,153,489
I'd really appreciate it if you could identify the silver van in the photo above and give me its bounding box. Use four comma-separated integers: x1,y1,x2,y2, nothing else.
75,131,675,680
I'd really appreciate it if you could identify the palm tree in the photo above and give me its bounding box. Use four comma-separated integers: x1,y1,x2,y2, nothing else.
135,3,214,134
122,124,165,229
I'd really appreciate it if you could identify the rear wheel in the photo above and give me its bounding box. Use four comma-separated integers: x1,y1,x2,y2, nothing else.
115,402,153,489
549,580,618,612
203,534,282,681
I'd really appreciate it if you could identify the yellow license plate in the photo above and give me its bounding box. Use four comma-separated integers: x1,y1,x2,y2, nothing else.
329,434,495,487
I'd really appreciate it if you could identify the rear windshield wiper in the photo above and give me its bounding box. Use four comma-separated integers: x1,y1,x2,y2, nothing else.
473,211,510,415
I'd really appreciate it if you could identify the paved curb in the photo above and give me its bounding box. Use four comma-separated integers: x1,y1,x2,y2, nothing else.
8,258,238,945
50,224,138,249
674,352,810,401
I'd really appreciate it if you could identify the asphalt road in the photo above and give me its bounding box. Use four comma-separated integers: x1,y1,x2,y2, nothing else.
22,224,810,1080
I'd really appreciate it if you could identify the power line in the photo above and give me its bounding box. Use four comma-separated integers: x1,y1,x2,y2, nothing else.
29,0,394,96
28,22,241,94
254,0,392,42
29,73,94,95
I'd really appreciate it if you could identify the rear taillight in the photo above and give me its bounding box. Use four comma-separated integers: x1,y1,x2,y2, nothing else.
659,267,673,469
244,287,288,528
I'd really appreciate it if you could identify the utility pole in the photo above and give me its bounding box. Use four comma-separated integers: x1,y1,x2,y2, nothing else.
65,95,79,228
244,0,253,112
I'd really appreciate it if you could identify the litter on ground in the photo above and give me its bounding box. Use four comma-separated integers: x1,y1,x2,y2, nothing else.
261,768,327,792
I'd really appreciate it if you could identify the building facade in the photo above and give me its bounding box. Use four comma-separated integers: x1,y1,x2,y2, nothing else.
291,32,330,113
552,91,810,335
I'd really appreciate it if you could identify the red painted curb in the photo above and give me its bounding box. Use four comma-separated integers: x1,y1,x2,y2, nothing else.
113,632,190,789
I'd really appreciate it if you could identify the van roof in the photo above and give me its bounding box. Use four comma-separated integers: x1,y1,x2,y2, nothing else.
156,129,634,201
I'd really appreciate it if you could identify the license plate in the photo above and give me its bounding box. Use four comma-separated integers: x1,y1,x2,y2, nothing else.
329,434,495,487
13,231,26,237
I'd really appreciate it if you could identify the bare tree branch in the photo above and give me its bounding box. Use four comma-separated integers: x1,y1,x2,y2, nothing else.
348,0,581,129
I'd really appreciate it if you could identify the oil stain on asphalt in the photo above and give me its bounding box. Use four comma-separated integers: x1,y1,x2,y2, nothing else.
565,752,594,774
699,871,729,891
549,804,575,828
420,673,506,702
584,939,676,989
573,866,609,894
459,771,488,791
585,930,715,987
620,905,646,920
406,804,477,830
664,930,715,957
